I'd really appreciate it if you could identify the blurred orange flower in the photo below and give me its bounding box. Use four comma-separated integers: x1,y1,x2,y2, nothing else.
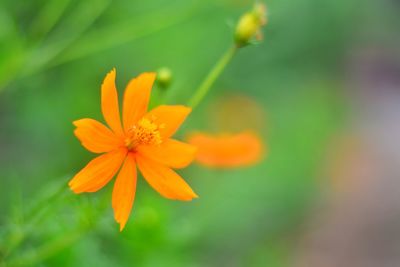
187,131,264,168
69,69,198,231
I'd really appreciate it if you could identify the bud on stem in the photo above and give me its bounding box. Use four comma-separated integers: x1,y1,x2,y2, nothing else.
234,3,267,47
156,67,172,89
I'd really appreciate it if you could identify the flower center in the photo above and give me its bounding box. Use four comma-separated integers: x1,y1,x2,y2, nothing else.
124,117,163,150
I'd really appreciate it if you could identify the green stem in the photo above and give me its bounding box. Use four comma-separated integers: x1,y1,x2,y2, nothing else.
4,189,111,266
2,182,68,258
188,45,237,109
19,0,111,78
6,229,85,267
25,182,68,222
51,2,200,67
29,0,72,43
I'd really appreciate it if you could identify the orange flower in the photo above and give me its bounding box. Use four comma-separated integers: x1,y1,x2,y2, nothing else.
187,131,263,168
69,69,198,231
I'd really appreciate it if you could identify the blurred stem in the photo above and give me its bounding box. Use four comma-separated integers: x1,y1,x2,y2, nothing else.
6,194,110,267
4,1,201,90
6,229,85,267
2,182,68,258
51,2,200,67
20,0,112,78
25,182,68,222
29,0,72,43
188,45,237,109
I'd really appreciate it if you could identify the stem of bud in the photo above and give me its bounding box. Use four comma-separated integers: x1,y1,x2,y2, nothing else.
188,45,237,109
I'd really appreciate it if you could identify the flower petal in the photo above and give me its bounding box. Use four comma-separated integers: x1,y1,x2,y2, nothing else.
137,139,197,169
73,118,123,153
69,148,127,193
112,153,137,231
101,68,123,136
187,131,263,168
145,105,191,139
136,155,198,201
123,72,156,132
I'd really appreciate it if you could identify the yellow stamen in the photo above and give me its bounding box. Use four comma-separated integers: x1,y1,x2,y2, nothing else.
125,118,162,150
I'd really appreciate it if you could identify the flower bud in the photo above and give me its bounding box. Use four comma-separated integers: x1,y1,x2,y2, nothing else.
234,3,267,47
156,67,172,89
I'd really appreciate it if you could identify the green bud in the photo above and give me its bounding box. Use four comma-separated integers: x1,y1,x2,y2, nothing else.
234,3,267,47
156,67,172,89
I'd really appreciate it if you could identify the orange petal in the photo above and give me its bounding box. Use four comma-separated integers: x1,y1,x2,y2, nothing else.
145,105,191,139
73,118,123,153
136,155,198,201
101,68,123,136
122,72,156,132
112,153,137,231
137,139,197,169
69,148,127,193
187,131,263,168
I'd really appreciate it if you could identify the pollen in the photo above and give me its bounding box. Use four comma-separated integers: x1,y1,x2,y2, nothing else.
125,118,163,150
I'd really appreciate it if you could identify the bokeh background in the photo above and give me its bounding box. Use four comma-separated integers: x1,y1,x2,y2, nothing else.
1,0,400,266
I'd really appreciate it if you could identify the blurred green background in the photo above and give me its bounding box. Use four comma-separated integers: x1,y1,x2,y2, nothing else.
1,0,399,266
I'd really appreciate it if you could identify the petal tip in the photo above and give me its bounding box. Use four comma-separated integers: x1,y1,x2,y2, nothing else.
119,222,126,232
73,128,80,138
180,106,192,115
72,119,84,127
68,182,79,194
180,190,199,201
103,68,117,86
